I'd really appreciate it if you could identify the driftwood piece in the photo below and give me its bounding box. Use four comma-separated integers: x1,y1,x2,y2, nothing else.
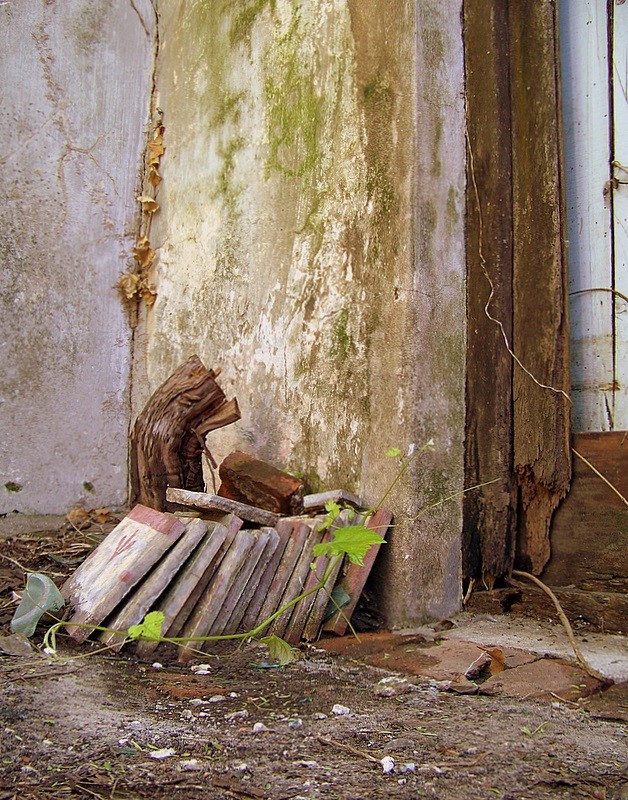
101,518,208,649
166,487,279,527
218,451,304,514
322,509,392,636
220,529,280,635
131,356,240,511
303,490,364,511
178,529,255,662
252,521,312,634
61,505,186,642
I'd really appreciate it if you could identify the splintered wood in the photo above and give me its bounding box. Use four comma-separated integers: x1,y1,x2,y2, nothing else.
60,503,392,655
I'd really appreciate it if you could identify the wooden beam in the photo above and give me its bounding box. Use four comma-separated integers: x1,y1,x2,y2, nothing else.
166,487,279,527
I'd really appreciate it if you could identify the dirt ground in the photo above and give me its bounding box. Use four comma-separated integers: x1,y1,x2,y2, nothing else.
1,521,626,800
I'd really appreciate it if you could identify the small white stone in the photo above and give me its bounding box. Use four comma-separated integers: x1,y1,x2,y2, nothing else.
151,662,164,670
331,704,350,716
229,692,239,698
400,763,416,773
180,709,193,721
42,739,53,747
148,748,176,760
225,709,249,721
128,721,142,729
252,722,269,733
190,664,212,675
209,695,226,703
179,759,202,771
288,718,303,728
380,756,395,774
313,712,327,720
189,698,205,706
233,762,248,773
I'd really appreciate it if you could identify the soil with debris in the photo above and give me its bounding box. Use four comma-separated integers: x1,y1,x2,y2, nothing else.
1,525,626,800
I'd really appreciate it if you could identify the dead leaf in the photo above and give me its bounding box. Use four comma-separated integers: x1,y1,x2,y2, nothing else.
137,195,160,213
139,282,157,306
147,129,165,166
66,507,91,530
148,166,162,187
132,237,155,270
90,507,112,524
116,272,141,300
487,647,506,675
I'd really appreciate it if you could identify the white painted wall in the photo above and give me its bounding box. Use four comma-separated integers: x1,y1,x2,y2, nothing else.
612,2,628,427
561,0,628,430
0,1,155,513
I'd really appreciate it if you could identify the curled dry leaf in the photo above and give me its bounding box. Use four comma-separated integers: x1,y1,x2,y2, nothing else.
66,507,91,529
148,166,162,187
147,128,165,166
139,282,157,306
132,237,155,270
116,272,141,300
137,195,160,213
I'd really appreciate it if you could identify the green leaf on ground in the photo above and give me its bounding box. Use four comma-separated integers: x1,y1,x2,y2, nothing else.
258,635,298,665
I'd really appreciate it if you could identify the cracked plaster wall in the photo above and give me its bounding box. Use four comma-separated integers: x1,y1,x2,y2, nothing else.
134,0,466,625
0,1,155,514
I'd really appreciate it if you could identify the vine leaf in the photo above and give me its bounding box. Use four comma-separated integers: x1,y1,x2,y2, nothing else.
313,525,385,566
127,610,165,641
258,635,297,665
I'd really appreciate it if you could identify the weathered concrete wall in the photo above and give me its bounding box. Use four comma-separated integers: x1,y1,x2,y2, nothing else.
0,1,155,514
134,0,466,625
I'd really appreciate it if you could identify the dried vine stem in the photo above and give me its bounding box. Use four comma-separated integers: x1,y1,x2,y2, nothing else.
512,570,609,684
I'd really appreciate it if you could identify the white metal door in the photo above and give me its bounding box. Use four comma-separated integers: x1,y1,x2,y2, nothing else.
561,0,628,431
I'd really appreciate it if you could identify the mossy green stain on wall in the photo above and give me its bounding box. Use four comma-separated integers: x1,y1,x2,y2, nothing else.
262,12,322,180
229,0,276,45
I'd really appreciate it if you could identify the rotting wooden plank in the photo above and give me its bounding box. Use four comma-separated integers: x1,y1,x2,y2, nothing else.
177,530,256,662
134,518,235,660
220,528,280,636
322,509,392,636
542,432,628,593
269,526,324,640
509,1,571,574
284,509,357,644
162,516,242,639
101,518,208,650
239,521,292,631
468,586,628,636
303,490,364,511
166,487,279,527
253,521,312,636
302,513,365,642
462,0,517,582
61,505,186,642
208,529,274,636
283,533,332,645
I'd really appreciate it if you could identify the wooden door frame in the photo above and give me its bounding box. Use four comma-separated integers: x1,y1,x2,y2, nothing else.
462,0,572,583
